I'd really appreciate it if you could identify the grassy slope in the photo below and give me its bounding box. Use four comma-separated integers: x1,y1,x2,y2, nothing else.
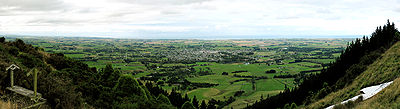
306,42,400,108
356,78,400,108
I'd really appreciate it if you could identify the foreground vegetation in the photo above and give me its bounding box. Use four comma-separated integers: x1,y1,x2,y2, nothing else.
11,37,351,108
0,38,182,108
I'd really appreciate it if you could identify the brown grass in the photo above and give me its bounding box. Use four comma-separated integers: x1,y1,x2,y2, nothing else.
0,100,19,109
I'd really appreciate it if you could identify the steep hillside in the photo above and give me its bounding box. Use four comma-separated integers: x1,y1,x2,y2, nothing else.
356,78,400,108
0,38,175,108
247,20,400,109
307,41,400,108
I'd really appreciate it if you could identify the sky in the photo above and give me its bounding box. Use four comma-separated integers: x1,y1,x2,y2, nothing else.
0,0,399,39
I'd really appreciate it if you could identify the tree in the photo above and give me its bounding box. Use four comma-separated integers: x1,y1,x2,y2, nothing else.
0,37,5,43
192,95,199,109
181,101,196,109
101,64,120,87
200,100,207,109
265,70,276,73
207,99,217,109
113,75,147,99
290,102,297,109
184,94,190,102
157,94,172,105
102,64,114,79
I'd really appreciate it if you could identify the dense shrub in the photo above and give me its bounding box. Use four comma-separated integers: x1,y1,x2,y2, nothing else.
157,94,172,105
0,37,5,43
40,73,82,108
181,101,196,109
0,38,177,109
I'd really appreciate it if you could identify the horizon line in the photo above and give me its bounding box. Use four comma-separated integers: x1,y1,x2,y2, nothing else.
1,34,364,40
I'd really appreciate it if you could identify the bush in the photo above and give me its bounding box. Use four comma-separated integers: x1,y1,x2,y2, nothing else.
17,52,43,68
117,103,139,109
113,75,148,99
46,53,71,70
40,73,82,109
181,101,196,109
265,70,276,73
157,94,172,105
0,37,5,43
234,91,245,97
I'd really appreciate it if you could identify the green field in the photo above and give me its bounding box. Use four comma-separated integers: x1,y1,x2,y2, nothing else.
20,37,351,108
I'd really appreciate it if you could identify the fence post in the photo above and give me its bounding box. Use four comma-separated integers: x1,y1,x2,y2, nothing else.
10,70,13,87
6,64,20,87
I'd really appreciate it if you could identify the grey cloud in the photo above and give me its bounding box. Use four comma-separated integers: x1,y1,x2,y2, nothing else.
316,8,332,14
107,10,144,18
114,0,212,5
0,0,67,11
0,9,12,16
27,18,89,25
287,0,334,6
108,12,130,18
325,16,341,20
77,8,97,14
161,10,181,15
276,16,300,20
395,8,400,12
192,5,216,10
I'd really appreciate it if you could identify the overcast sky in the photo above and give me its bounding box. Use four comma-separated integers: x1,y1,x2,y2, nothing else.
0,0,399,38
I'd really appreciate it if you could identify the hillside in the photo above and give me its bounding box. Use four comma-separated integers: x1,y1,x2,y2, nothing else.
356,77,400,108
0,38,177,108
307,41,400,108
247,20,400,109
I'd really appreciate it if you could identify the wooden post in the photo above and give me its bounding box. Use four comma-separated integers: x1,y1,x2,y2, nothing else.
34,70,37,97
27,68,39,98
6,64,20,87
10,70,13,87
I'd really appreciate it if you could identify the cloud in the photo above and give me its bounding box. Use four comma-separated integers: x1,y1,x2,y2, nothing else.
114,0,213,5
395,7,400,12
26,18,89,25
0,0,399,38
276,16,300,20
0,0,67,11
316,8,332,14
161,10,181,15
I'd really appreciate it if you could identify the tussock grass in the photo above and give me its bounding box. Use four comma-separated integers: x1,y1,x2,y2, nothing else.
306,42,400,108
355,77,400,108
0,100,19,109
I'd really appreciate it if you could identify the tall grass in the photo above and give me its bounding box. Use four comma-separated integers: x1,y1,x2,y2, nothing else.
355,77,400,108
307,42,400,108
0,100,18,109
